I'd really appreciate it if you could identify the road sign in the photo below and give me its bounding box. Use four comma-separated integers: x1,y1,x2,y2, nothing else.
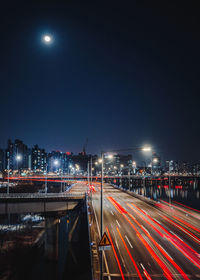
98,232,111,251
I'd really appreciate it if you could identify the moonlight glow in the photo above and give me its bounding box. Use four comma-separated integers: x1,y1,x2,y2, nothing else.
43,35,52,43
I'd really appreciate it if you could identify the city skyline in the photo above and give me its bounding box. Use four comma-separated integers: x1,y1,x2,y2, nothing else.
1,137,200,164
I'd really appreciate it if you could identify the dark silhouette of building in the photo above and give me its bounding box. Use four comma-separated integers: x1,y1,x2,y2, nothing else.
5,139,29,171
0,149,4,171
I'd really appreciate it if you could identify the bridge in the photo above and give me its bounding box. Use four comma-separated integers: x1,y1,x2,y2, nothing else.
0,192,85,214
0,183,91,279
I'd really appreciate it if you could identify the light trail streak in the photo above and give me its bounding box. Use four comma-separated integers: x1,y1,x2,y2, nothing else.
172,216,200,233
107,196,127,214
121,213,174,280
162,215,200,244
116,227,143,280
126,209,190,280
129,203,200,270
106,227,125,280
174,201,200,213
159,200,199,219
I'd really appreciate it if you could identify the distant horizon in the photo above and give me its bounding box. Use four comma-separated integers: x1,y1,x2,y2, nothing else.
1,137,200,165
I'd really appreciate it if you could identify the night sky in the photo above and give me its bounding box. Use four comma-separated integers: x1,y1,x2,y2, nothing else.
1,1,200,161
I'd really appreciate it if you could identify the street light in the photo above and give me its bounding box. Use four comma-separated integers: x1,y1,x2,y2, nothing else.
7,158,10,194
16,155,21,161
45,163,48,194
142,146,152,152
132,161,136,171
54,159,62,192
99,145,152,279
106,154,113,159
54,159,59,167
142,146,152,196
16,154,22,175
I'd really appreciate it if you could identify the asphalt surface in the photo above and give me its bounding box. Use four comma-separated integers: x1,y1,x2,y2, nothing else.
72,182,200,279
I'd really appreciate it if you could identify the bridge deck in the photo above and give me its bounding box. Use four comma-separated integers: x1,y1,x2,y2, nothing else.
0,192,85,202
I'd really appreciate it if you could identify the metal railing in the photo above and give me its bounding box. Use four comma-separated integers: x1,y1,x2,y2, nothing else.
0,192,85,199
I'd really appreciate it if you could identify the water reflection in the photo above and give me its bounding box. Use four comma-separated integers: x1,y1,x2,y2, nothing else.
129,178,200,210
0,213,68,280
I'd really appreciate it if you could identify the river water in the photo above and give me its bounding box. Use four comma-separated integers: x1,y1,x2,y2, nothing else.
0,207,91,280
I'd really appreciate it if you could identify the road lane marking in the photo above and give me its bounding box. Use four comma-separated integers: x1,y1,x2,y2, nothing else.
106,227,125,280
116,219,121,228
140,263,152,280
125,235,133,248
158,244,173,260
117,227,143,280
115,237,126,265
141,225,150,235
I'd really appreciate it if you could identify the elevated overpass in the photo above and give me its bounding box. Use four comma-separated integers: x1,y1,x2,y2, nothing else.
0,192,85,214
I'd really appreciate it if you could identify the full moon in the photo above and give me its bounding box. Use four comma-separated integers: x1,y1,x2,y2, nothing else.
43,35,52,43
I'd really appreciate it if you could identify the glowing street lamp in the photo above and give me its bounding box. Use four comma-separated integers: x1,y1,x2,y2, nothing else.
16,154,22,174
54,159,59,166
107,154,113,159
53,159,63,192
16,155,22,161
99,145,151,279
142,146,152,152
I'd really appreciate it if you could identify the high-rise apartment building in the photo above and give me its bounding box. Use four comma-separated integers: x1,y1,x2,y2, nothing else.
32,145,47,172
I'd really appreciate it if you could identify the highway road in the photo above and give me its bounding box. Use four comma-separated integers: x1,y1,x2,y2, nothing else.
84,183,200,280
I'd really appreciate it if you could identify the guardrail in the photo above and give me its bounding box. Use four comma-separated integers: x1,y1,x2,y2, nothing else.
86,193,94,280
0,192,85,200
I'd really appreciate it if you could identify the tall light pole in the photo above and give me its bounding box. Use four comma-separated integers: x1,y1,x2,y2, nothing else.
132,161,136,174
128,167,131,191
99,146,152,279
99,152,113,280
45,163,48,194
16,154,22,174
87,161,90,194
169,161,171,205
100,152,104,280
90,156,93,186
142,146,152,196
54,159,62,192
7,158,10,194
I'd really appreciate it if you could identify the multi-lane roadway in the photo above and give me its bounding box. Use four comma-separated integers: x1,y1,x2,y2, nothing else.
86,182,200,280
70,182,200,279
